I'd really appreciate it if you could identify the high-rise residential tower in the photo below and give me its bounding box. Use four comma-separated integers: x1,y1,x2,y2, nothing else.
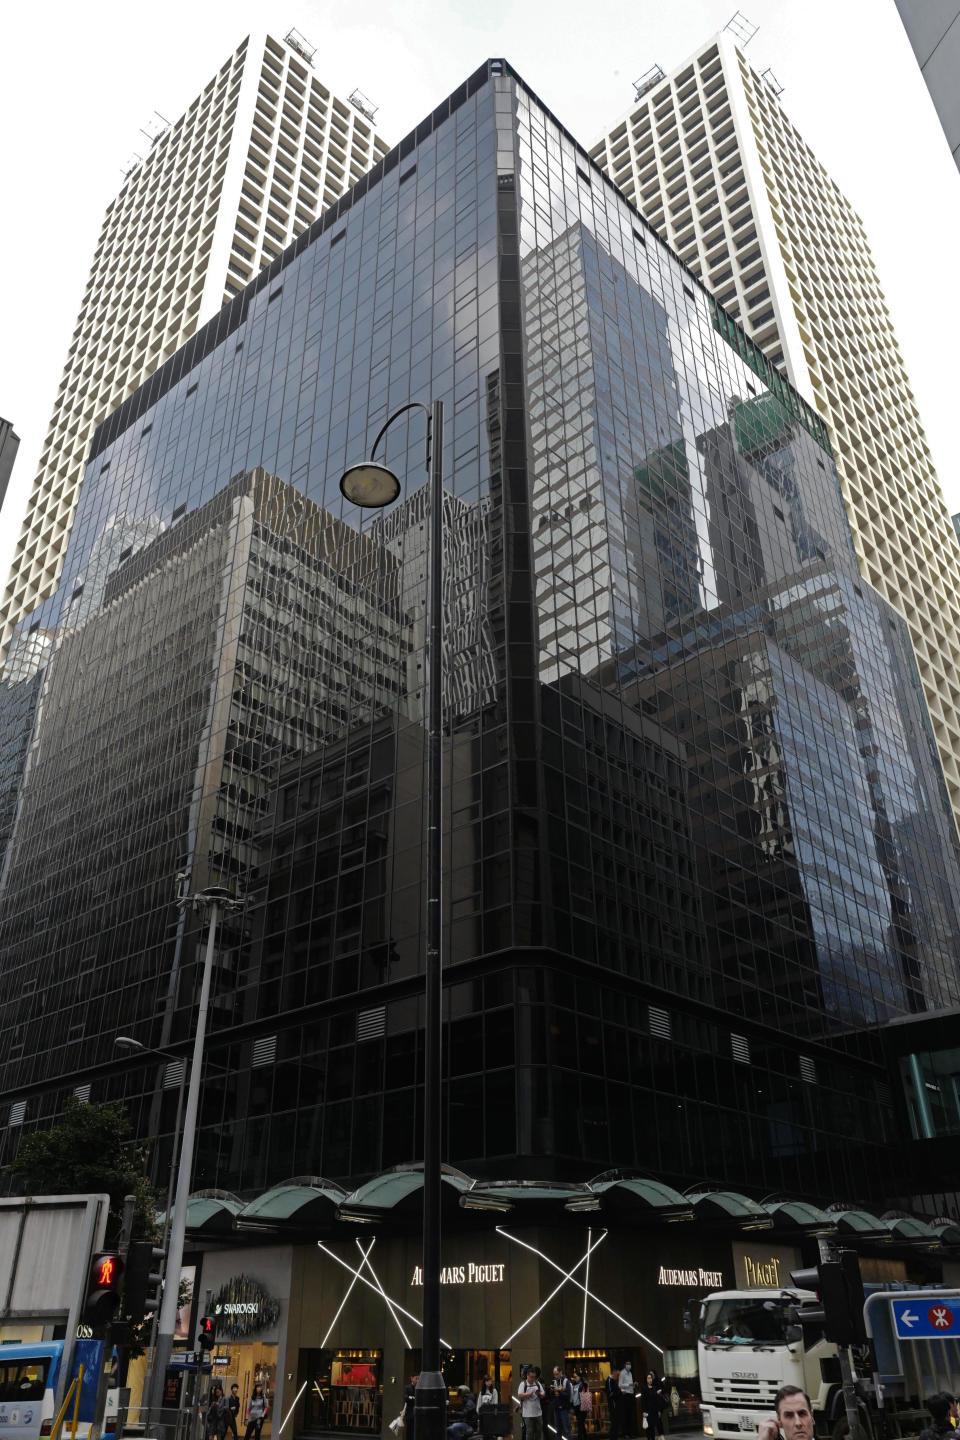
894,0,960,170
0,30,389,668
0,417,19,513
590,31,960,829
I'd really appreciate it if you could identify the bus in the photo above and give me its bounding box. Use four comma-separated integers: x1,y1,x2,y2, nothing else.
0,1341,118,1440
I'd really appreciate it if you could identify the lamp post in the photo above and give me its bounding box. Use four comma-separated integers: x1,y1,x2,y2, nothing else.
113,1036,187,1376
143,884,240,1417
340,400,446,1440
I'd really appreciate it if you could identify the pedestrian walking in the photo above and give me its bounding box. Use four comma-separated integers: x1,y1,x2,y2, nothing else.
551,1368,573,1440
207,1386,228,1440
605,1369,620,1440
569,1371,591,1440
518,1367,546,1440
226,1385,240,1440
618,1364,636,1439
244,1383,269,1440
639,1375,666,1439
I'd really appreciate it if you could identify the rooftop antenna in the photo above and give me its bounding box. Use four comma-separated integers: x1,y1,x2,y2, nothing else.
284,28,316,65
348,89,379,122
723,11,759,47
632,64,666,102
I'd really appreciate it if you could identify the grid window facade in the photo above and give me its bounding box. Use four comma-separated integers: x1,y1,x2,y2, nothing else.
0,63,955,1207
0,33,391,675
590,33,960,834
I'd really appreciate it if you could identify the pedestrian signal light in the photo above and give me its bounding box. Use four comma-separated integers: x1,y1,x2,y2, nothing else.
198,1314,217,1349
124,1239,165,1318
84,1251,125,1326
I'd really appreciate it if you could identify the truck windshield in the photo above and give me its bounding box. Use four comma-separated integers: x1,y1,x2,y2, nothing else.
700,1297,792,1345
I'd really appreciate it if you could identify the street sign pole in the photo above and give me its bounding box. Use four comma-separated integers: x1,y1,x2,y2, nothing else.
864,1289,960,1410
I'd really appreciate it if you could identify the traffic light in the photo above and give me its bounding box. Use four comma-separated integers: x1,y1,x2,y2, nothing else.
198,1314,217,1352
84,1251,125,1326
790,1251,866,1345
124,1239,165,1318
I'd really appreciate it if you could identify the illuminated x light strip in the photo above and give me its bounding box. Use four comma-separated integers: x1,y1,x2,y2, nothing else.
277,1380,309,1437
321,1238,375,1347
317,1241,452,1347
355,1237,413,1347
581,1227,592,1347
498,1228,608,1347
497,1227,665,1356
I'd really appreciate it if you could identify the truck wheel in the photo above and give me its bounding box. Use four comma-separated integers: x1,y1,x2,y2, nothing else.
830,1412,873,1440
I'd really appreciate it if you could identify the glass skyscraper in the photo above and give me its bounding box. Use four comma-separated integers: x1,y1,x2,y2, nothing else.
1,60,958,1209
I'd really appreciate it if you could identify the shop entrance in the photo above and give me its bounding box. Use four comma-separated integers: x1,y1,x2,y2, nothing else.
562,1348,702,1436
402,1349,513,1404
214,1341,278,1440
298,1348,383,1434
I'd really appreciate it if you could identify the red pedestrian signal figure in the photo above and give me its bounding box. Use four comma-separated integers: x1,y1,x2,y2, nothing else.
83,1251,125,1327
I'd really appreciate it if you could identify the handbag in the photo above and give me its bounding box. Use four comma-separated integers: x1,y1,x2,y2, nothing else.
579,1390,593,1415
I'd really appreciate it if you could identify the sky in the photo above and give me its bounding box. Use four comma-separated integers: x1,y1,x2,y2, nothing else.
1,0,958,595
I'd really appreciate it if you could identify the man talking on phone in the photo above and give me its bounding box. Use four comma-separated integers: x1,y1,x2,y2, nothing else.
757,1386,815,1440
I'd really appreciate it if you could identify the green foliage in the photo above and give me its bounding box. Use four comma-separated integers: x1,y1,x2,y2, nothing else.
6,1097,160,1242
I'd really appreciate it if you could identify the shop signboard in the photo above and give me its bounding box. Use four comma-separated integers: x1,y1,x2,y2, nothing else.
731,1243,800,1291
212,1275,281,1339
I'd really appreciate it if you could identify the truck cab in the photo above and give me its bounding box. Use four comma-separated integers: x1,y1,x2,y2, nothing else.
698,1289,839,1440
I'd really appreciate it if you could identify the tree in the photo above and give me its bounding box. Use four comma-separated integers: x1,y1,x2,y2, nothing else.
7,1097,160,1242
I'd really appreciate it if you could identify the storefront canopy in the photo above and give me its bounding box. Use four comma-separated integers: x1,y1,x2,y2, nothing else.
569,1176,695,1222
179,1190,244,1234
760,1199,837,1234
236,1176,348,1230
336,1164,473,1222
827,1208,896,1241
179,1170,960,1257
686,1190,774,1230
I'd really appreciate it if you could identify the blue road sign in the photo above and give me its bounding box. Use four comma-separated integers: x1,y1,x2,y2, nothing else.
892,1299,959,1338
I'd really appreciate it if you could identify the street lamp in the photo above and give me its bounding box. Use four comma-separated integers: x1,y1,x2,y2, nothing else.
143,884,241,1418
340,399,446,1440
113,1035,188,1376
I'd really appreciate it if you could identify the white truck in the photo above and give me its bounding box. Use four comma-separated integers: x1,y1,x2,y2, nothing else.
696,1288,845,1440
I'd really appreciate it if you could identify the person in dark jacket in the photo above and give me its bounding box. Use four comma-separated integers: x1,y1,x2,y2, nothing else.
605,1369,621,1440
226,1384,240,1440
448,1385,478,1440
640,1374,667,1439
919,1392,958,1440
404,1376,419,1440
207,1386,228,1440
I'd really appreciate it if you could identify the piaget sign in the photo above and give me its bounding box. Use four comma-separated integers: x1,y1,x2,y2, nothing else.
213,1275,281,1339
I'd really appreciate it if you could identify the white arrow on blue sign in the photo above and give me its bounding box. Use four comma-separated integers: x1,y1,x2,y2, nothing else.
892,1299,958,1338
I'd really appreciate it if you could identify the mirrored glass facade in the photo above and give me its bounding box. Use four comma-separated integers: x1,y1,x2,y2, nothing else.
1,61,958,1203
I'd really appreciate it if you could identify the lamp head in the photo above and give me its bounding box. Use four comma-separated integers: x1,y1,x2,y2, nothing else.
114,1036,144,1052
339,462,401,509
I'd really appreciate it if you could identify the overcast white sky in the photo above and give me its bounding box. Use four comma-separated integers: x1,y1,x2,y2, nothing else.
1,0,958,596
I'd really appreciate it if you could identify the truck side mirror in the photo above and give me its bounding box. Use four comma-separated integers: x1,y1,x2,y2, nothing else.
785,1324,803,1344
682,1299,696,1333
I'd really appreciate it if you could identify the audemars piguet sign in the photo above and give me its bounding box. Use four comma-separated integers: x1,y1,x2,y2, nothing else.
657,1266,724,1288
411,1263,506,1286
213,1275,281,1338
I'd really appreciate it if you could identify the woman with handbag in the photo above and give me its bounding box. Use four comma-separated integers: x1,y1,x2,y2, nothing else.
570,1371,592,1440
